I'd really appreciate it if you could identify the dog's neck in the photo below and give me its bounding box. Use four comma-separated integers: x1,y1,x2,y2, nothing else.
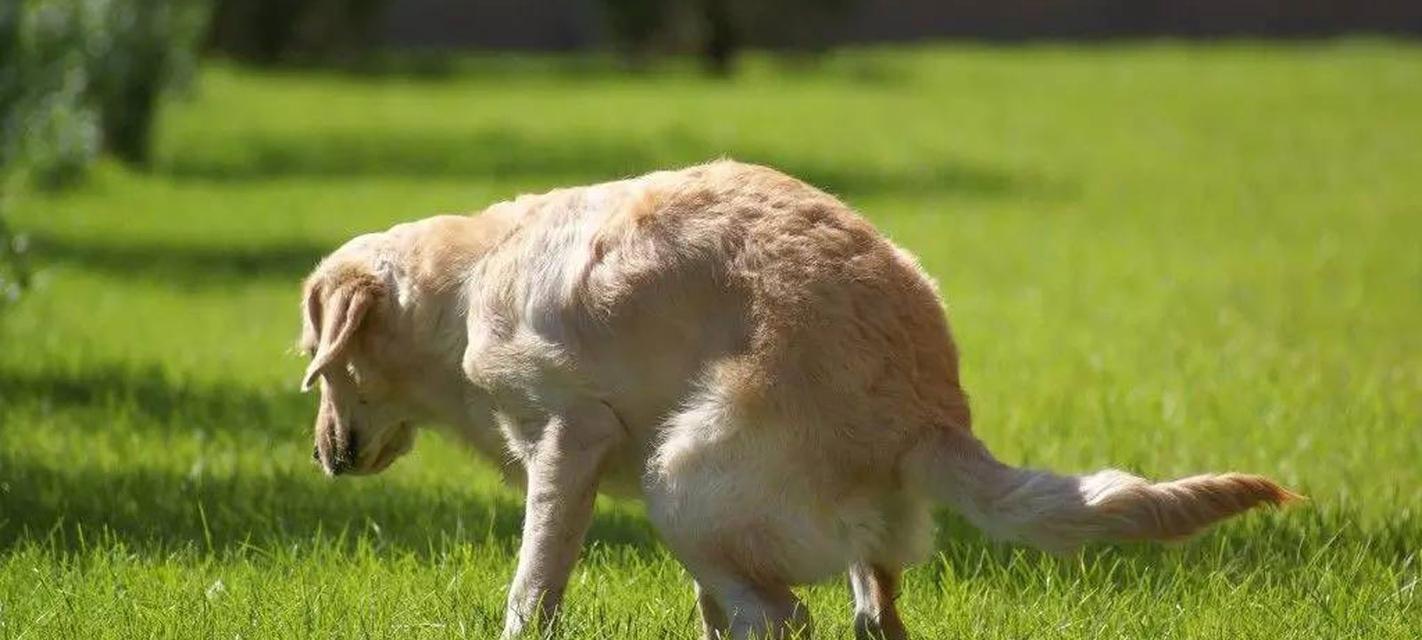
380,213,515,463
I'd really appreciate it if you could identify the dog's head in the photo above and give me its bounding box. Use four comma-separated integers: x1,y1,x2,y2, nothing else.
299,235,417,477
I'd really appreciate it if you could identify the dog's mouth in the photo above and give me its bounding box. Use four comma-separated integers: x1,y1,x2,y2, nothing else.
318,422,398,477
341,422,414,476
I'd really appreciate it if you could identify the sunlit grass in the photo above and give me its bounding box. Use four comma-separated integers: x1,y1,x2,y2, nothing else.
2,42,1420,638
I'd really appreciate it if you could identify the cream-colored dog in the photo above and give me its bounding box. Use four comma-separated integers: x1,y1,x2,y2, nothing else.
299,160,1297,639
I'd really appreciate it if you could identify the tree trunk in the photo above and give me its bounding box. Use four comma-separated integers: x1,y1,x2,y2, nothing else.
701,0,738,76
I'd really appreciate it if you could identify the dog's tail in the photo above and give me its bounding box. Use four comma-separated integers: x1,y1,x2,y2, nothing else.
903,427,1301,553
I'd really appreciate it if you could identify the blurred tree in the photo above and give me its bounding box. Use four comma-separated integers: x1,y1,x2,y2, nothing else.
90,0,210,164
598,0,853,75
1,0,206,309
698,0,737,76
1,0,88,311
737,0,853,58
1,0,102,188
0,213,30,312
600,0,667,68
208,0,390,65
1,0,207,170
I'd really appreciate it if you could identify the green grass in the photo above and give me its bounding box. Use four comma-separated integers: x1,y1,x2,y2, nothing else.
3,41,1421,638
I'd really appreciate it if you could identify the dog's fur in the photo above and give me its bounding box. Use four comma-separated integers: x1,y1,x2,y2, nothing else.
299,160,1298,639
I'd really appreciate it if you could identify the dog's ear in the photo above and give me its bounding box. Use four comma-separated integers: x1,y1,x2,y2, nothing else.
301,274,378,392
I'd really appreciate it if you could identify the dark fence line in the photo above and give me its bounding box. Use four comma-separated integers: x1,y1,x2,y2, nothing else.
381,0,1422,51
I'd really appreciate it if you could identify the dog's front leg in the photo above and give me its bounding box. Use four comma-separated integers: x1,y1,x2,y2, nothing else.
501,401,623,638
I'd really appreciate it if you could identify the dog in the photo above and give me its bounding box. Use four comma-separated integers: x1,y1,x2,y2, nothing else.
299,160,1298,639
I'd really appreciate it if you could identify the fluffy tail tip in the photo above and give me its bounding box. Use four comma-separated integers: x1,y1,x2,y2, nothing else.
1087,471,1304,543
1198,472,1306,507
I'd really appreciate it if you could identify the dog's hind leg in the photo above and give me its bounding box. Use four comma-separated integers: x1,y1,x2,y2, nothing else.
647,485,814,639
690,566,810,639
849,562,907,640
696,580,730,638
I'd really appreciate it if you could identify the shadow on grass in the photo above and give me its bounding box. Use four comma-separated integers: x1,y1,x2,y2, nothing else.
4,368,1415,582
0,456,661,559
7,446,1411,583
0,365,310,439
0,364,660,558
28,234,325,287
34,131,1042,288
925,503,1419,588
161,128,1034,200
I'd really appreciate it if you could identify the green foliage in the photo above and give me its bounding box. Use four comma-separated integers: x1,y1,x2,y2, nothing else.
0,0,207,311
0,0,207,175
207,0,390,65
0,208,31,310
0,1,85,310
0,0,103,187
2,45,1421,636
88,0,210,164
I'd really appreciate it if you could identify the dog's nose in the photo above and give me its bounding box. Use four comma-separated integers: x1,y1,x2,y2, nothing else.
345,430,359,466
315,440,353,476
325,451,351,476
323,430,358,476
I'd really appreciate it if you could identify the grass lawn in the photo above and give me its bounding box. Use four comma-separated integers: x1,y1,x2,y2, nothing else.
2,41,1420,638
